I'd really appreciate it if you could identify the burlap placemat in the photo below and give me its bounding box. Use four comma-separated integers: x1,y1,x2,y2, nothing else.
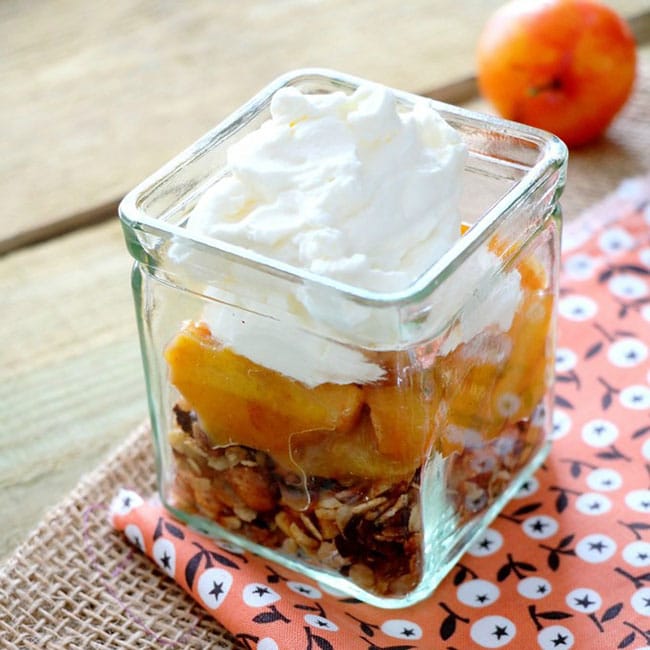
0,422,240,649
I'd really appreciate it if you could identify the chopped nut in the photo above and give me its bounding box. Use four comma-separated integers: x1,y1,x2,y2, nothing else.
335,489,357,502
315,517,340,540
300,513,323,541
335,505,354,531
281,538,299,555
186,457,203,475
376,494,409,524
275,511,294,538
351,496,387,517
314,507,338,521
234,504,258,522
206,455,230,471
289,522,319,551
317,542,347,569
225,447,248,467
349,563,375,589
224,466,277,512
318,495,343,510
221,516,242,531
388,572,419,596
488,470,512,500
408,503,421,533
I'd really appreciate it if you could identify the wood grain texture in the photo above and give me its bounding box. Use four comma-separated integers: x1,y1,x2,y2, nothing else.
0,221,145,558
2,0,646,253
0,0,500,252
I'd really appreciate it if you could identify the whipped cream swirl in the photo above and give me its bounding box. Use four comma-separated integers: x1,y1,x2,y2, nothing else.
182,83,520,386
187,83,467,292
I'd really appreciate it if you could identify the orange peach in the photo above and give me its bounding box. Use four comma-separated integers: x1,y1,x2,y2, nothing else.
477,0,636,147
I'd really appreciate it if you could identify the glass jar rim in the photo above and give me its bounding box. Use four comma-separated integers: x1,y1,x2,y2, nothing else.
118,68,567,308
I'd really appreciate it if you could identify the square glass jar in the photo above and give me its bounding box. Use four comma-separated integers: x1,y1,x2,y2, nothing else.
119,69,567,608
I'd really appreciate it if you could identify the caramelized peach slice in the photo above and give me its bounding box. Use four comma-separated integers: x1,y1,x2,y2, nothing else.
289,414,417,479
364,376,441,464
489,236,549,292
437,360,506,438
436,288,553,440
165,322,364,462
491,291,553,423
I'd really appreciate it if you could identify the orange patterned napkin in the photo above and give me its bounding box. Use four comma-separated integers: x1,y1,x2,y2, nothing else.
111,176,650,649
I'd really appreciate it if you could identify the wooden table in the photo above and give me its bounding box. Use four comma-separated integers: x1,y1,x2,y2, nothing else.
2,0,649,561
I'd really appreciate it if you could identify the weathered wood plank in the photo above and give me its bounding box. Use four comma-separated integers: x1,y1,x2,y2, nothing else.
2,0,647,253
0,220,145,558
0,0,498,252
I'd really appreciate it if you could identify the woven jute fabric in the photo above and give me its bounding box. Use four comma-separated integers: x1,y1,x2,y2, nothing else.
0,422,240,649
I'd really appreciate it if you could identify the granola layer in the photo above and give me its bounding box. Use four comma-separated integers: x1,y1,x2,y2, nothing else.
168,403,423,596
167,401,543,597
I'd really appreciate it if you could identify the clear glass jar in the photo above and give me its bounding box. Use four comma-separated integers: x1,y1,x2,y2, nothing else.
119,69,567,608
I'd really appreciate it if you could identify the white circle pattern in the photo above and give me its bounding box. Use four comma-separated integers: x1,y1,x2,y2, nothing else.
581,419,618,447
551,410,572,440
304,614,338,632
537,625,574,649
630,587,650,617
575,534,617,563
514,476,540,498
470,615,516,648
598,227,635,254
522,515,558,539
467,529,504,557
517,577,552,600
607,338,648,367
640,247,650,267
558,295,598,321
575,492,612,515
555,347,578,372
457,579,500,608
565,587,602,614
152,538,176,578
608,273,647,299
563,253,597,280
586,468,623,492
380,619,423,640
124,524,145,552
197,568,233,610
643,437,650,461
242,583,281,607
619,384,650,409
622,541,650,567
625,489,650,513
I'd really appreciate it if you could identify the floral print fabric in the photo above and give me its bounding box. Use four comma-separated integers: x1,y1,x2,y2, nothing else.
111,176,650,649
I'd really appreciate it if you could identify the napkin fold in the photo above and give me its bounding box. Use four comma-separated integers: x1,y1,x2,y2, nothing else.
111,175,650,650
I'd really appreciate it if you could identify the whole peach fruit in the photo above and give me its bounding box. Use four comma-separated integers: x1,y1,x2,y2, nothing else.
477,0,637,147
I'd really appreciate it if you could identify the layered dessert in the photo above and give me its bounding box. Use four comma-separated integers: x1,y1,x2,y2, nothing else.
162,83,553,598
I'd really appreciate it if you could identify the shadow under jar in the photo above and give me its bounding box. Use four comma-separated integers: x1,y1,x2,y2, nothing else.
119,69,567,608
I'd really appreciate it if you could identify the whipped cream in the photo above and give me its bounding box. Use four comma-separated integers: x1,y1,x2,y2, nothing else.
187,83,467,292
183,82,520,386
